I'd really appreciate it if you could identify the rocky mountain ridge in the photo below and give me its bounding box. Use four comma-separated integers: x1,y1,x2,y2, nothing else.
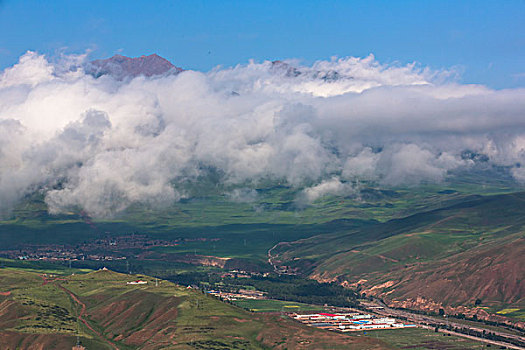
86,53,183,80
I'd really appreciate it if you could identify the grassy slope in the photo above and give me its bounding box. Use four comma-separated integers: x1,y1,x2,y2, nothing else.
274,192,525,318
0,266,489,350
0,176,522,321
0,267,391,350
2,180,512,244
0,181,515,276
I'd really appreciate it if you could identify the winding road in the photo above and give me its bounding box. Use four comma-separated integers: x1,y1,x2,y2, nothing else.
368,299,525,350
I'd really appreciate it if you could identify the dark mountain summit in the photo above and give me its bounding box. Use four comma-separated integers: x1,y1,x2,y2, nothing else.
86,53,183,80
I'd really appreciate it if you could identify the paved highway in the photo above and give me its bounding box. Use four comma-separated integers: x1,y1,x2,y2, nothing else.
367,299,525,350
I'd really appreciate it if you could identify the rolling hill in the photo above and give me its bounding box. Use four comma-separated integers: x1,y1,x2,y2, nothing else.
271,192,525,325
0,268,389,350
1,178,524,331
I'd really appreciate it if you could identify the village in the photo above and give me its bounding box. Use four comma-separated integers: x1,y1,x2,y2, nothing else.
207,288,267,301
206,288,417,333
0,234,199,262
292,312,417,332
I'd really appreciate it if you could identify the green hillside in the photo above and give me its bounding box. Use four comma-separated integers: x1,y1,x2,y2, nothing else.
1,178,523,328
0,180,518,276
0,267,395,350
272,192,525,321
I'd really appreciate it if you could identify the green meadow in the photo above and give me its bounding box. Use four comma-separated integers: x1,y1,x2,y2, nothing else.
231,298,327,313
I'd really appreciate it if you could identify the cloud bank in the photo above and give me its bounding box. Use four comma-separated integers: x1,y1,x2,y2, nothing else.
1,52,525,217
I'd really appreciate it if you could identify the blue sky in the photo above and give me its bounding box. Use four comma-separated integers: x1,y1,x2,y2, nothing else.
0,0,524,88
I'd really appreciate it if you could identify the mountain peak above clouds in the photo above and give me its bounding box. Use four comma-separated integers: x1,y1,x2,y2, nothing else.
86,53,183,80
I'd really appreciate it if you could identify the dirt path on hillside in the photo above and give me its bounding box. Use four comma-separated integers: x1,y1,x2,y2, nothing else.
267,241,291,274
39,275,120,350
40,275,66,286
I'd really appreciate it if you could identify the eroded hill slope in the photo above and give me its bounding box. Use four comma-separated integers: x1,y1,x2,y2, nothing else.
0,268,388,350
273,192,525,325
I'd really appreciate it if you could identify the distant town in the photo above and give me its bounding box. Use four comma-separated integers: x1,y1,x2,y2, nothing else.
0,234,212,262
207,288,416,333
292,312,417,332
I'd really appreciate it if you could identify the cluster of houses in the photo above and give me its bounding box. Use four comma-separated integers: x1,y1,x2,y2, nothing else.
292,312,417,332
126,280,148,285
220,270,271,279
207,289,266,301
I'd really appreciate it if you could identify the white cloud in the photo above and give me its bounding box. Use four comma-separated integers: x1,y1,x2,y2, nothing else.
342,148,380,181
377,144,464,186
299,177,355,205
1,51,525,216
